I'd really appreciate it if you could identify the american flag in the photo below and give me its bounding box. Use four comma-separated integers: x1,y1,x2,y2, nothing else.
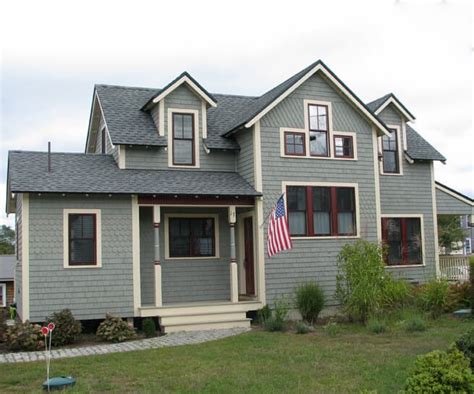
267,194,293,257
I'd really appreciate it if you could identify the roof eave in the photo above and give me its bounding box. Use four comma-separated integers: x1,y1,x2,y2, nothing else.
373,94,416,122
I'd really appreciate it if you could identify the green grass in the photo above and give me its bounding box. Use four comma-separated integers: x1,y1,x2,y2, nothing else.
1,316,472,393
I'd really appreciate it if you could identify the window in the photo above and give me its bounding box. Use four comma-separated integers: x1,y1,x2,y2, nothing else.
168,217,216,258
382,128,399,173
334,135,353,158
0,283,6,307
172,113,195,166
287,185,357,237
308,104,329,157
382,217,423,265
68,214,97,266
465,238,472,255
284,132,306,156
101,127,106,154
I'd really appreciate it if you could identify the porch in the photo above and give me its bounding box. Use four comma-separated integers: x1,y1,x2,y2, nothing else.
134,194,264,332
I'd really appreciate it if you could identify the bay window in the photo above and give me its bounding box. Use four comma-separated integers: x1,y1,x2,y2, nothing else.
382,217,423,265
287,185,357,237
308,104,329,157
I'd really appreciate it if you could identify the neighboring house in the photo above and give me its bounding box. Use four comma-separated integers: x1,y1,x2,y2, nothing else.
0,255,15,308
435,181,474,255
5,60,447,332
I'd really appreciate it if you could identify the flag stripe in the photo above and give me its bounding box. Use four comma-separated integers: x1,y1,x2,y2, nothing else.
267,194,293,257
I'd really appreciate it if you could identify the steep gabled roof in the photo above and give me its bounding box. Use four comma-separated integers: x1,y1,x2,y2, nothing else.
367,93,416,121
405,125,446,162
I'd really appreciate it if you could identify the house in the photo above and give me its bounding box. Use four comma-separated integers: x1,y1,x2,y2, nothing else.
5,60,447,332
0,255,15,308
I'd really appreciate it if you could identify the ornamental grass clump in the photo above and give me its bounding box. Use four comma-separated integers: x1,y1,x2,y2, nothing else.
295,282,325,324
97,314,136,343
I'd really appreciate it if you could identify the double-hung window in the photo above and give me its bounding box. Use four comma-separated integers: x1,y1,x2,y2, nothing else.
308,104,329,157
287,185,357,237
382,128,399,173
172,113,195,166
382,217,423,265
168,217,216,258
68,214,97,266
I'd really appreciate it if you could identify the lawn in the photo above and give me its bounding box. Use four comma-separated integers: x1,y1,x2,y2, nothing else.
1,316,472,393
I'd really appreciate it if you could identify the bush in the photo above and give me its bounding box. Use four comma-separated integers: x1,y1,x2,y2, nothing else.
336,240,387,322
418,279,450,318
382,278,411,310
5,321,43,351
0,309,8,342
96,314,136,343
404,349,473,393
404,316,428,333
445,282,471,312
470,258,474,315
263,296,289,332
256,305,271,325
142,318,157,338
45,309,81,346
455,328,474,368
295,321,309,334
295,282,325,324
367,317,387,334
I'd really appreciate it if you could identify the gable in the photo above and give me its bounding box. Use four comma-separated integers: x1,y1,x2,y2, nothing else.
377,103,402,126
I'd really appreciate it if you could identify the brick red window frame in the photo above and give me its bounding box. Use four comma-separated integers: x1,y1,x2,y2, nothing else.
168,217,216,258
286,186,356,237
68,213,97,266
308,104,330,157
333,135,354,158
381,217,423,265
284,131,306,156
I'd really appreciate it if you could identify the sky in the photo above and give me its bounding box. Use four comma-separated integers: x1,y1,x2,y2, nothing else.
0,0,472,227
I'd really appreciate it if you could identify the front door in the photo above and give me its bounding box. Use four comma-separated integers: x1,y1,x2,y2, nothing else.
243,216,255,295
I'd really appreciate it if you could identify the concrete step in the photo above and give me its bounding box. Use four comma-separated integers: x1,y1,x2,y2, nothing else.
160,311,247,326
163,319,251,333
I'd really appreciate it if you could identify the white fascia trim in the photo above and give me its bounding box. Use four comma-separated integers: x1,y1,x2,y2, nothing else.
404,153,414,164
21,193,29,321
93,93,113,151
281,181,361,238
152,76,217,108
378,124,403,176
244,63,391,137
159,99,165,137
380,213,426,267
63,209,102,269
374,96,416,122
163,213,220,260
372,127,382,242
118,145,126,169
201,101,208,139
253,121,263,192
131,195,141,314
435,184,474,207
167,108,201,169
431,164,441,277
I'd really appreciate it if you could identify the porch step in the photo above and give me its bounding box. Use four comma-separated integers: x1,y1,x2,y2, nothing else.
163,319,251,333
159,311,251,333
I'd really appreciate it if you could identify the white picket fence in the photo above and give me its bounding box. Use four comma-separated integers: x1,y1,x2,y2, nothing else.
439,255,470,282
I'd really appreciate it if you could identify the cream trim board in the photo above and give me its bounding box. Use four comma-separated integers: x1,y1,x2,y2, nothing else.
201,101,208,139
167,108,201,169
281,181,361,238
372,127,382,242
152,75,217,108
0,283,6,307
253,122,263,192
163,213,220,260
380,213,426,267
255,197,266,304
244,63,391,137
131,195,141,314
158,100,165,137
118,145,126,169
63,209,102,269
374,96,416,122
435,183,474,207
431,163,441,277
237,211,257,295
378,124,404,176
401,121,408,151
21,193,29,321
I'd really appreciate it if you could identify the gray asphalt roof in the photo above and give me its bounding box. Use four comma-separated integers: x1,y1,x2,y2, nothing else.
7,151,260,196
366,93,416,120
0,255,15,281
405,125,446,162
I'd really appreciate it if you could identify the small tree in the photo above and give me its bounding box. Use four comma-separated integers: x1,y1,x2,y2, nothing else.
437,215,466,254
0,225,15,255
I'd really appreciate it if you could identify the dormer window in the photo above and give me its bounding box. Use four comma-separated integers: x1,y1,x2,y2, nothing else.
172,113,195,166
382,128,399,173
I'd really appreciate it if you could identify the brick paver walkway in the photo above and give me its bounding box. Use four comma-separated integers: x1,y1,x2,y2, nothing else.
0,327,249,364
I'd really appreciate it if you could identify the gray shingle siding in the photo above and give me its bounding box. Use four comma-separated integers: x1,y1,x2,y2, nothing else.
436,188,473,215
235,130,254,186
139,207,230,305
27,194,134,321
260,73,379,306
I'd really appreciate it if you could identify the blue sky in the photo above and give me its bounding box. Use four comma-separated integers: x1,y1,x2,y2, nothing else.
1,0,472,227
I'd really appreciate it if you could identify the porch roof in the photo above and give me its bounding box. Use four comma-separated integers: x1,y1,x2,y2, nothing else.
6,151,260,207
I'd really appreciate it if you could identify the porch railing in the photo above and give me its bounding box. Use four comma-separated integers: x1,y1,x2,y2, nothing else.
439,255,470,282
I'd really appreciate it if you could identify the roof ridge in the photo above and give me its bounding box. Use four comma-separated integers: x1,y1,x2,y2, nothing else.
9,150,112,156
211,93,258,99
95,84,159,92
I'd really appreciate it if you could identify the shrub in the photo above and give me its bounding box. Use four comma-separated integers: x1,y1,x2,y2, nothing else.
142,318,157,338
336,240,386,322
455,328,474,368
418,279,450,318
382,278,411,310
367,317,387,334
295,321,309,334
445,282,471,312
404,316,428,333
404,349,473,393
96,314,136,343
5,321,43,351
263,296,289,332
256,305,271,325
470,258,474,315
0,309,8,342
295,282,325,324
45,309,82,346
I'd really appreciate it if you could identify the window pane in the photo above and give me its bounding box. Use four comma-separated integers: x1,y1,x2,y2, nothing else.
314,212,330,235
69,215,83,238
313,187,330,211
173,114,184,138
384,218,402,265
169,218,214,257
335,137,343,156
337,188,354,212
174,140,193,164
406,218,422,264
182,115,193,139
287,187,306,211
289,212,306,235
309,131,328,156
70,240,95,263
309,105,327,131
81,215,94,238
338,212,354,234
383,151,397,173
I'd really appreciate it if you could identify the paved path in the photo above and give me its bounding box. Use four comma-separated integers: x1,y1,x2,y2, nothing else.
0,327,249,364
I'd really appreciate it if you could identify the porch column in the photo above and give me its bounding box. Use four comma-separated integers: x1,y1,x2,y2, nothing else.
229,206,239,303
153,205,162,307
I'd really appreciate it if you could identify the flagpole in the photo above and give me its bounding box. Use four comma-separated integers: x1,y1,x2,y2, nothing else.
259,192,286,229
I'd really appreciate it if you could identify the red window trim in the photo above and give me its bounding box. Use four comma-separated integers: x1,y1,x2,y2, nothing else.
308,104,330,157
284,131,306,156
287,186,356,237
381,217,423,265
382,128,399,173
168,217,216,258
172,112,195,166
68,213,97,266
333,134,354,159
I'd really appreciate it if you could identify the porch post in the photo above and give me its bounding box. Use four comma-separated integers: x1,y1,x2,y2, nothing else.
229,206,239,303
153,205,162,307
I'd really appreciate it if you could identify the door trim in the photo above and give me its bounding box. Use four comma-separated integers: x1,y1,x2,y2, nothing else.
237,211,257,296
